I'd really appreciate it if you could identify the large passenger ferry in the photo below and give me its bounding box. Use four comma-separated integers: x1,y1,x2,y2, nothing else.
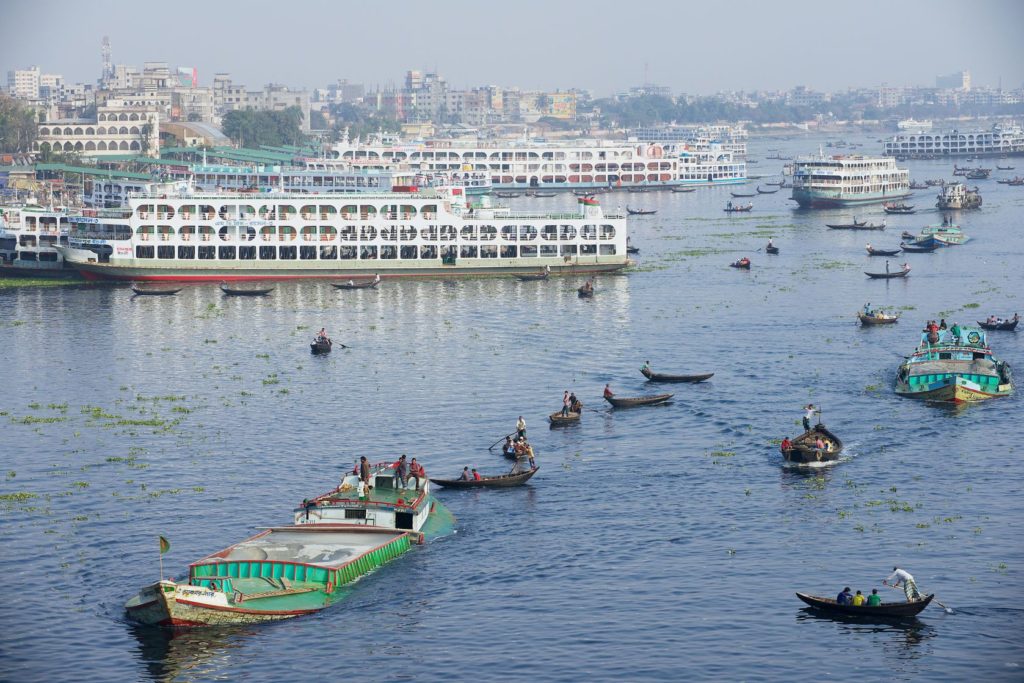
56,186,630,281
790,154,911,208
331,135,745,191
0,204,77,277
884,122,1024,159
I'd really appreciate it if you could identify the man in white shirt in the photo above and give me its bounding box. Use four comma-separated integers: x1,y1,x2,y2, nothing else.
884,566,922,601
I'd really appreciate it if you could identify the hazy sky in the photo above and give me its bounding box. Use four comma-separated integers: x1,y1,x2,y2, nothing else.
2,0,1023,96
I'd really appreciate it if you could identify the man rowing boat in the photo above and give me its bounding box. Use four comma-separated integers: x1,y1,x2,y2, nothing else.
883,566,923,601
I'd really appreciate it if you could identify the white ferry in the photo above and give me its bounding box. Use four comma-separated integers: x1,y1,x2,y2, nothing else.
884,122,1024,159
790,154,911,208
55,187,629,282
897,118,933,131
0,204,77,277
331,136,744,191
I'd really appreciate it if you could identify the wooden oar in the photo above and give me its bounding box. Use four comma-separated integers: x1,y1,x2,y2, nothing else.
487,432,516,452
886,583,952,613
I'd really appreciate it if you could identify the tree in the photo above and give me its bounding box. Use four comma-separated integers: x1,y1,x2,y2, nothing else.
222,106,307,148
0,95,38,153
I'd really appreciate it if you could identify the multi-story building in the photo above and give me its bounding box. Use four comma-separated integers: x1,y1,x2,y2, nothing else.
936,70,971,91
7,66,41,100
34,100,159,157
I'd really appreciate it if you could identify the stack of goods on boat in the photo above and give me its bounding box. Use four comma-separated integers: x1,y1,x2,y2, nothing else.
124,461,454,626
895,325,1014,402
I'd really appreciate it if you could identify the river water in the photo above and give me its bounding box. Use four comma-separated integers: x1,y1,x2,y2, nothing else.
1,133,1022,682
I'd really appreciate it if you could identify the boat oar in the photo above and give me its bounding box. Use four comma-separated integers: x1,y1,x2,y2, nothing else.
487,432,516,452
886,583,952,614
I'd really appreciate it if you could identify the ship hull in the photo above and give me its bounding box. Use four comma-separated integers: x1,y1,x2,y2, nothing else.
895,376,1012,403
791,190,912,208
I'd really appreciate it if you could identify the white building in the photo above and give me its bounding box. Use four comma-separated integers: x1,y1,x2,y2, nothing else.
35,101,159,157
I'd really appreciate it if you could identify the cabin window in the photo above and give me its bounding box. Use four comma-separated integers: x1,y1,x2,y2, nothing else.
339,246,357,260
177,246,196,259
580,244,597,255
400,246,417,259
280,246,297,260
480,245,497,258
540,245,558,257
520,245,537,257
18,252,37,261
541,225,558,241
419,245,437,259
198,246,215,260
561,245,578,256
501,246,517,258
460,246,478,258
259,246,276,260
135,245,155,259
360,246,377,260
239,246,256,260
320,246,337,259
344,509,366,519
39,252,58,262
600,245,617,255
157,245,175,259
218,246,236,260
380,246,397,259
300,246,317,260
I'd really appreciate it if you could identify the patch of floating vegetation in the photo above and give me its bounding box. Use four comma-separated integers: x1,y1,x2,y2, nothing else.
10,415,67,425
0,277,81,289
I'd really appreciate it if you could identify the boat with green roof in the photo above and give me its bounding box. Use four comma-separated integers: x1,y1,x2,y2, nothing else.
895,325,1013,403
125,461,454,627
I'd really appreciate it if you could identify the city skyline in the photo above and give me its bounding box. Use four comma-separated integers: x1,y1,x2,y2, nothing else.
2,0,1023,96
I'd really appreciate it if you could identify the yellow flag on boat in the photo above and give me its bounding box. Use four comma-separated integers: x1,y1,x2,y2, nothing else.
158,536,171,554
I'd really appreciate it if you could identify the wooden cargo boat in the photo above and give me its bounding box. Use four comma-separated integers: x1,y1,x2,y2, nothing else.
641,367,714,383
865,265,910,279
765,245,780,254
549,410,581,425
221,285,274,296
858,311,900,325
796,592,933,618
724,202,753,212
626,207,657,215
866,245,901,256
430,467,538,489
516,271,549,281
978,315,1019,331
131,286,182,296
828,221,885,230
898,242,937,253
605,393,673,407
310,338,332,354
781,423,843,464
730,258,751,269
896,326,1014,402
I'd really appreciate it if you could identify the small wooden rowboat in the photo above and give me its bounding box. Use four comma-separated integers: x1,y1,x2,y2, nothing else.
641,368,714,383
577,285,595,298
549,411,581,425
430,467,538,489
221,285,274,296
898,242,937,253
671,186,696,193
730,191,756,198
978,317,1019,331
131,286,182,296
796,592,933,619
626,245,640,254
516,271,549,282
730,258,751,269
756,186,779,194
605,393,673,407
864,267,910,279
828,222,885,230
866,246,901,256
765,245,779,254
782,424,843,464
627,207,657,215
332,278,379,290
724,203,753,212
858,312,900,325
310,338,332,354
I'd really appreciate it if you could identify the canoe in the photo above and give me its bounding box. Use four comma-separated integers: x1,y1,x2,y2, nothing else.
827,219,866,228
221,285,274,296
626,245,640,255
516,272,549,281
627,208,657,215
530,192,557,197
782,423,843,464
898,242,937,253
131,286,182,296
430,467,538,489
858,312,900,325
796,592,933,618
549,411,581,425
605,393,673,407
495,192,521,198
765,246,779,255
331,278,379,290
577,286,594,298
730,192,756,198
310,339,332,354
756,186,778,194
730,260,751,269
641,368,714,383
883,204,916,214
978,318,1019,331
866,246,901,256
671,186,696,193
864,268,910,279
827,222,885,230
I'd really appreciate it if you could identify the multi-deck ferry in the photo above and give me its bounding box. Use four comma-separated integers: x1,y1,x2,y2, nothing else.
884,122,1024,159
895,326,1013,403
790,154,911,208
331,135,745,191
56,186,630,281
0,204,77,277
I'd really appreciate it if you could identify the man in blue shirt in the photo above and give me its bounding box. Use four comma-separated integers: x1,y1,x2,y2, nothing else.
836,587,853,605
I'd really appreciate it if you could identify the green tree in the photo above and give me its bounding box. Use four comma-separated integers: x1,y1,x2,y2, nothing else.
222,106,306,148
0,95,38,153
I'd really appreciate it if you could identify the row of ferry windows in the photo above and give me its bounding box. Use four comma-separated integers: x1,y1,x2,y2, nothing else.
135,244,618,260
134,204,440,220
125,224,617,242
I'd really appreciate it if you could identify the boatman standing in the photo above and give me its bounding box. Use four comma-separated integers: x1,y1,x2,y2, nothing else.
642,360,651,375
562,391,571,416
803,404,817,431
883,566,923,602
604,384,615,400
516,416,526,439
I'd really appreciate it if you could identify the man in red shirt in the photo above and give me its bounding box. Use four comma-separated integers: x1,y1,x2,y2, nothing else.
472,468,482,481
409,458,426,491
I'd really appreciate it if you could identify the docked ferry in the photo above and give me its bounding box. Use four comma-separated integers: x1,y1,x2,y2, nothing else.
0,204,77,277
884,122,1024,159
332,135,745,191
790,154,911,208
125,462,455,627
895,327,1013,403
55,186,630,282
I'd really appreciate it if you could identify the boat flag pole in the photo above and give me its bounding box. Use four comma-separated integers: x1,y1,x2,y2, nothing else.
158,535,170,580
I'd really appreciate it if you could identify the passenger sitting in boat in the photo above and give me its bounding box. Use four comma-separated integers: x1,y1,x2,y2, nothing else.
642,360,651,374
866,589,882,606
502,436,514,457
815,437,826,460
851,590,866,607
836,587,853,605
472,468,482,481
780,437,792,454
604,384,614,399
459,467,472,481
569,392,579,413
939,319,947,330
409,458,425,491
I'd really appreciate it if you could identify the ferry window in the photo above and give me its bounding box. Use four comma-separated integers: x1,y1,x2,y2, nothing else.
380,246,397,259
339,246,357,260
560,245,578,256
540,245,558,257
178,246,195,259
320,246,337,259
380,226,397,241
280,246,296,260
559,225,577,240
439,225,456,241
519,226,537,241
580,244,597,255
300,246,317,260
400,246,417,259
520,245,537,257
198,246,215,260
501,245,517,258
157,245,175,259
541,225,558,241
218,226,233,242
340,226,358,241
478,225,496,241
136,245,155,259
39,253,58,262
600,245,617,255
242,227,256,242
360,246,377,260
420,225,438,241
359,226,377,241
239,246,256,260
480,245,497,258
218,246,236,260
600,225,616,240
344,509,366,520
500,225,517,241
461,226,477,241
460,246,478,258
18,252,37,261
419,245,437,259
581,225,597,240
